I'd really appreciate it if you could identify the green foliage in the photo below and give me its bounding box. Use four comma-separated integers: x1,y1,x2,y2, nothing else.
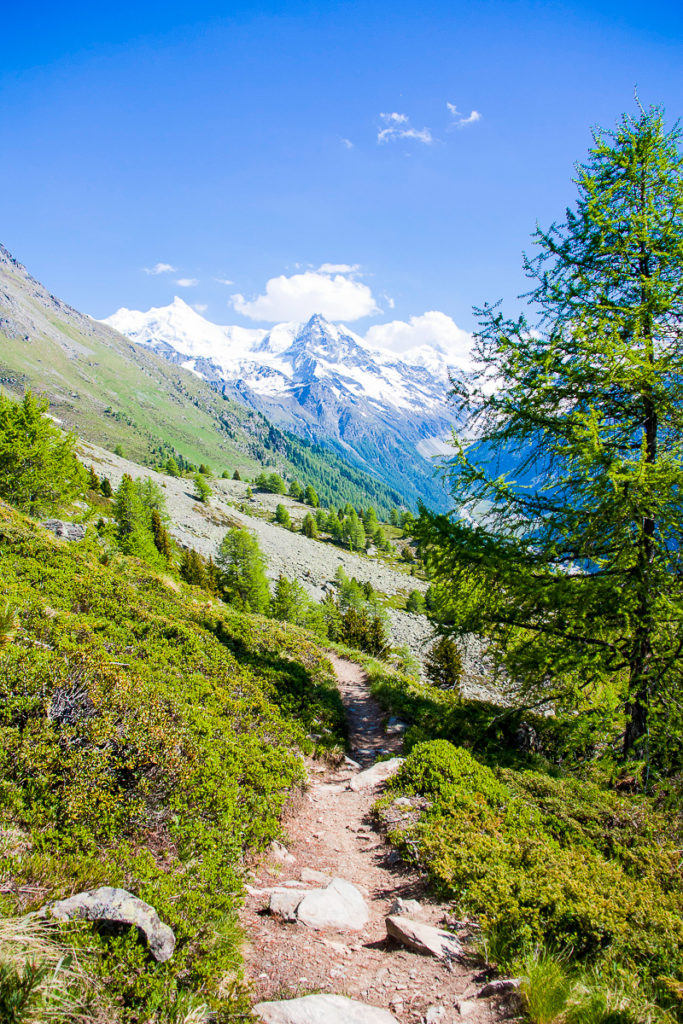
179,547,206,587
275,503,292,529
380,740,683,1012
0,601,19,648
424,636,463,691
99,476,113,498
216,527,270,614
232,469,241,481
193,472,212,504
341,509,366,551
301,512,318,539
406,590,426,614
113,475,166,566
304,484,319,508
289,480,304,501
339,607,390,657
417,106,683,767
0,502,346,1020
0,392,86,515
255,471,287,495
163,456,180,477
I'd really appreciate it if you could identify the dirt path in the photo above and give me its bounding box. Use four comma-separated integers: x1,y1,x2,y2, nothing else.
240,658,509,1023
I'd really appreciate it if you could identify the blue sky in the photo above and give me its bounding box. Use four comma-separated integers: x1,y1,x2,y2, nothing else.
1,0,682,353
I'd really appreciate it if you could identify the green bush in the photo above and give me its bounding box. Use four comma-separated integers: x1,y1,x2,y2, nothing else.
380,740,683,1000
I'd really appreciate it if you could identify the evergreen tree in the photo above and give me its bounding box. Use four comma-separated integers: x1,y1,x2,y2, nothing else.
232,469,241,480
275,503,292,529
0,391,86,514
301,512,318,539
193,473,212,504
270,574,310,624
289,480,304,501
180,547,207,587
425,637,464,691
100,476,113,498
304,484,319,507
417,106,683,761
87,465,100,490
216,527,270,614
164,456,180,477
151,508,173,560
113,475,162,563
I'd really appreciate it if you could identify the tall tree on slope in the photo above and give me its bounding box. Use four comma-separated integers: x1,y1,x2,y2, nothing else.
417,105,683,765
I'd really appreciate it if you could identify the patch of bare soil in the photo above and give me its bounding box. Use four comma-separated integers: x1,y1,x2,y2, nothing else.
240,658,514,1023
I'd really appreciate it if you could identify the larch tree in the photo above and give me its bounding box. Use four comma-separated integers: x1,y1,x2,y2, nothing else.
417,105,683,766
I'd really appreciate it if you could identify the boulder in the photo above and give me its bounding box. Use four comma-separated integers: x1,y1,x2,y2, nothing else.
254,994,399,1023
296,878,369,930
42,520,86,542
300,867,332,886
269,877,369,931
269,840,296,865
45,887,175,962
348,758,403,792
385,915,462,962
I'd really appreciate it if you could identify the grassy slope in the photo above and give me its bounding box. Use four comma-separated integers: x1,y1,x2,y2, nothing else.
0,500,346,1021
0,245,404,515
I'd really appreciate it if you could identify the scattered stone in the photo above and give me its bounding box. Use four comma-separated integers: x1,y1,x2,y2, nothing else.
393,796,413,807
296,878,369,931
300,868,332,886
269,889,305,921
388,897,422,917
477,978,522,998
425,1007,445,1023
254,994,399,1023
344,755,361,769
455,1000,477,1016
42,520,86,542
269,841,296,865
385,717,408,735
386,915,462,962
348,757,403,792
44,887,175,962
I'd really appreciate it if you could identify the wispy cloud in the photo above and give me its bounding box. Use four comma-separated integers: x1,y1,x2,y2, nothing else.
341,137,354,149
176,277,199,287
447,102,482,128
214,277,234,286
193,303,208,313
143,262,176,275
317,263,360,275
377,112,432,145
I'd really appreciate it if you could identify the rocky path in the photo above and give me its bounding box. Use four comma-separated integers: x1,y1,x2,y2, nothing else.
241,658,514,1024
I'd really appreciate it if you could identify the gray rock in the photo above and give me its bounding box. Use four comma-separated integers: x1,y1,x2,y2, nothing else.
254,994,399,1023
385,717,408,735
385,915,462,962
388,897,422,917
477,978,522,998
455,1000,477,1016
269,840,296,865
268,889,305,921
42,520,86,542
46,887,175,961
425,1008,445,1024
296,877,369,931
348,757,403,792
344,755,361,769
300,867,332,886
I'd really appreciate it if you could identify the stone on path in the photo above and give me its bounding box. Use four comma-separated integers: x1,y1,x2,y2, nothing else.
269,877,369,931
254,994,399,1023
269,840,296,865
388,897,422,917
477,978,522,998
348,757,403,792
385,914,462,962
45,887,175,962
300,867,332,886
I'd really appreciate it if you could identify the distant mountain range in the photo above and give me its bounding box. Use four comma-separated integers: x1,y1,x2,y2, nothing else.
0,244,408,514
105,299,459,509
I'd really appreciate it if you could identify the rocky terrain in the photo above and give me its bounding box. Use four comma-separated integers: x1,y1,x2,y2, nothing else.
81,441,491,688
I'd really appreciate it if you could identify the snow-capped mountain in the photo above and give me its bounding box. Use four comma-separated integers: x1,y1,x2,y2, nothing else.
103,298,459,508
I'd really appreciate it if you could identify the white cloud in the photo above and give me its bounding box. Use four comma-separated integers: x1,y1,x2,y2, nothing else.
365,311,474,369
193,303,208,313
447,102,482,128
316,263,360,275
377,112,432,145
341,137,354,149
176,277,199,287
143,262,176,275
232,269,380,322
214,277,234,285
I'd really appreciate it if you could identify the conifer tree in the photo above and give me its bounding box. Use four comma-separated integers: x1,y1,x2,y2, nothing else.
417,105,683,760
216,527,270,614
